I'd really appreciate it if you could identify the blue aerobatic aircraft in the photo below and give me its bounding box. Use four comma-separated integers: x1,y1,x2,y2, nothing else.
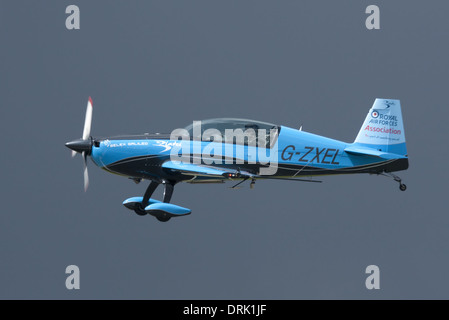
66,97,408,222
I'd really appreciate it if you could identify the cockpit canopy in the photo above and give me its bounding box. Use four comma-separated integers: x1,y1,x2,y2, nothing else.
183,118,280,148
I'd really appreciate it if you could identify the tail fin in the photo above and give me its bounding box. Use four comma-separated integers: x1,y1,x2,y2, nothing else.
354,99,407,156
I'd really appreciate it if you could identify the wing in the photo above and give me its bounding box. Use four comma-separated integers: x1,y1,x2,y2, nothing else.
161,161,255,178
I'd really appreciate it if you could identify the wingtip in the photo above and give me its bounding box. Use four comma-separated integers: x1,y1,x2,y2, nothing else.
88,96,93,106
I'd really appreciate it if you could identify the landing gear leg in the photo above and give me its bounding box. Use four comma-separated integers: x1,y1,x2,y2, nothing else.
380,172,407,191
162,181,174,203
157,181,175,222
134,180,159,216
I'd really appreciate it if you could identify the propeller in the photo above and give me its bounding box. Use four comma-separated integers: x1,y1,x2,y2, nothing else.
65,97,94,191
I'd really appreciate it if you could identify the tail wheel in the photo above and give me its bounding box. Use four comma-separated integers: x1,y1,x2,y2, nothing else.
399,184,407,191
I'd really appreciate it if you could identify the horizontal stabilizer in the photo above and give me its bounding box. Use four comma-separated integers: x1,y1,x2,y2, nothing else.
344,146,386,158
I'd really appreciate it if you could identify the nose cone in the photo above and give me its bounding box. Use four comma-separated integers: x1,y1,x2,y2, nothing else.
65,139,92,154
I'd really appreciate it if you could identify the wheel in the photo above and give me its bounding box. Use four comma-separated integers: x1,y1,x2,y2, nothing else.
399,184,407,191
156,215,171,222
134,205,147,216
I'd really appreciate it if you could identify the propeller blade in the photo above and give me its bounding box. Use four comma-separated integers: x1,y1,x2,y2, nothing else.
71,150,77,158
83,152,89,192
82,97,93,140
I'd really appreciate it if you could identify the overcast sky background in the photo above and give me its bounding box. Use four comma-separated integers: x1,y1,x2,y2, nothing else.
1,1,448,299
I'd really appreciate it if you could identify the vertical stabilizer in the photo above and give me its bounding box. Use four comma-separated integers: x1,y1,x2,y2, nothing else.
354,99,407,156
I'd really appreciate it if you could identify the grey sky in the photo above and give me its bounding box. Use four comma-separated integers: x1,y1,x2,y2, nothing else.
1,1,448,299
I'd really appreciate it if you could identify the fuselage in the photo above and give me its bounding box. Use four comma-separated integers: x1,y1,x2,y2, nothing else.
90,125,408,184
